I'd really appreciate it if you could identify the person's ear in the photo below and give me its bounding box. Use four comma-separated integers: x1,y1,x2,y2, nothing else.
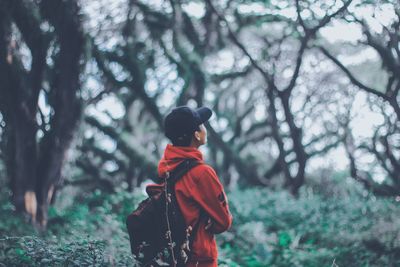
194,131,201,141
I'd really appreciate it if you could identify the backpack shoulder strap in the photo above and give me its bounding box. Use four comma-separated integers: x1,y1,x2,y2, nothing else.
156,159,199,184
167,159,200,185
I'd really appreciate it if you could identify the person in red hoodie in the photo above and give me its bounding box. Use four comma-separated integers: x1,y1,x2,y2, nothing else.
146,106,233,267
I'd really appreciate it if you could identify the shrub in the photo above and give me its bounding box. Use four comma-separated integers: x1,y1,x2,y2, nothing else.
1,181,399,266
218,186,400,266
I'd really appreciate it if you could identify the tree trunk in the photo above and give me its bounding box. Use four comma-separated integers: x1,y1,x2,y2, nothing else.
34,0,85,227
0,0,85,228
279,92,308,195
266,89,293,184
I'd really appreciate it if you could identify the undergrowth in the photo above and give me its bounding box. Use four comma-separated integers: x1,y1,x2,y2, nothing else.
0,177,399,266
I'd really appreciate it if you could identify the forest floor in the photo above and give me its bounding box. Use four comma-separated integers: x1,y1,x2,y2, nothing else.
0,176,399,267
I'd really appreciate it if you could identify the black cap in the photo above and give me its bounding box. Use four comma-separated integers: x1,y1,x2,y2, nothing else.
164,106,212,142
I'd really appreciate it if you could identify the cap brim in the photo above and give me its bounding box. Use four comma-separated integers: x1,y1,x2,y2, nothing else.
196,107,212,124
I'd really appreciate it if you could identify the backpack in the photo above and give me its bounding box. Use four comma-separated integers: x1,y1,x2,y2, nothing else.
126,159,201,267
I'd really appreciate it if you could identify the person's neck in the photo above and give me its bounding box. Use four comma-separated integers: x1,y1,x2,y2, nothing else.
189,141,200,149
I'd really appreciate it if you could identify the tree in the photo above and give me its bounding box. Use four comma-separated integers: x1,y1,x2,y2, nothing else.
319,0,400,195
203,0,351,194
0,0,86,227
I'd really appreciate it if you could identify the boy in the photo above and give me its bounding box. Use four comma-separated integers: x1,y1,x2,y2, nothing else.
147,106,233,267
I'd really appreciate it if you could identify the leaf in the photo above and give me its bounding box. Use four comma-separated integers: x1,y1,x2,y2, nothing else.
278,232,291,247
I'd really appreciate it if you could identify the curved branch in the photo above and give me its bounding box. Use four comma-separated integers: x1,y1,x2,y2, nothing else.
204,0,274,87
319,46,387,99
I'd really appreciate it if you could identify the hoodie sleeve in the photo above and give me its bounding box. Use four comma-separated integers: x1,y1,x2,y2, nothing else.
191,165,233,234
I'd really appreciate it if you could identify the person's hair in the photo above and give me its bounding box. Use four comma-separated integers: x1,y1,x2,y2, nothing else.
171,125,200,147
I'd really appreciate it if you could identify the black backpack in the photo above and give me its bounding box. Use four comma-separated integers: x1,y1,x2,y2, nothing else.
126,159,200,267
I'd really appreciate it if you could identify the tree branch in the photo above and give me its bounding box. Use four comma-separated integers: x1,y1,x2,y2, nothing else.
319,46,387,99
204,0,274,87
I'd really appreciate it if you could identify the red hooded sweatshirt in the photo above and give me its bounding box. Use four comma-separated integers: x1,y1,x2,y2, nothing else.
146,144,233,267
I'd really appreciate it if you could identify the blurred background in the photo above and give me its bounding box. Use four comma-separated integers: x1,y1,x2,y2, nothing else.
0,0,399,266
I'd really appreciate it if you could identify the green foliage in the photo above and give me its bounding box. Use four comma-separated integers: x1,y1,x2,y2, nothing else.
0,236,107,266
0,187,142,266
217,185,400,267
1,180,399,266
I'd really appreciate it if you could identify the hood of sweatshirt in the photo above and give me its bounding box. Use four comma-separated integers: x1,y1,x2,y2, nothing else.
158,144,204,177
